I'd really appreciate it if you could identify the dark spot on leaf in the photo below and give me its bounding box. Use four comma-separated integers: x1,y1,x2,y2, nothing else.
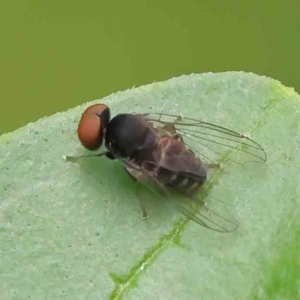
96,232,100,236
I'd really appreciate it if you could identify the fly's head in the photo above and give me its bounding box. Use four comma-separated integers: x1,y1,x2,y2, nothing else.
77,104,111,150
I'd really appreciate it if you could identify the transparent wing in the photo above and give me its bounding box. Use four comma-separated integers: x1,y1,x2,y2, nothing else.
170,193,239,233
122,159,239,233
141,113,267,165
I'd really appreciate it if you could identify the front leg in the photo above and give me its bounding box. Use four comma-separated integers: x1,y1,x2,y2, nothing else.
63,151,113,162
204,162,222,169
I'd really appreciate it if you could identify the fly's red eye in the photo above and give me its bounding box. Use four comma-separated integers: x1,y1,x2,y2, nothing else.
77,104,110,150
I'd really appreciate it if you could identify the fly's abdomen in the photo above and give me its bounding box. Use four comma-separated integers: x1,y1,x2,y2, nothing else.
157,167,206,193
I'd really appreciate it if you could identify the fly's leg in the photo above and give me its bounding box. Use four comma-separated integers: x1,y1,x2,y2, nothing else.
63,151,114,162
138,198,149,220
124,167,149,220
204,162,222,169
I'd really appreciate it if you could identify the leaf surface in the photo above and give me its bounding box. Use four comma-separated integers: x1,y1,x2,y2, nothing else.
1,72,299,299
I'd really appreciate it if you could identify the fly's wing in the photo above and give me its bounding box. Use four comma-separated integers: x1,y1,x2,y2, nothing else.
122,158,239,233
169,185,239,233
140,113,267,166
152,136,207,178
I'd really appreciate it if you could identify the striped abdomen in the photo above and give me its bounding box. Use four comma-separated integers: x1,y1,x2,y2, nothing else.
156,166,206,194
124,135,207,195
140,135,207,194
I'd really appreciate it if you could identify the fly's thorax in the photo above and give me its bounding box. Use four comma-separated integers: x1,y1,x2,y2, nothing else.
105,114,159,158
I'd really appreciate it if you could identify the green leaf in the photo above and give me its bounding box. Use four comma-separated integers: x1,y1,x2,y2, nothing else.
1,72,299,300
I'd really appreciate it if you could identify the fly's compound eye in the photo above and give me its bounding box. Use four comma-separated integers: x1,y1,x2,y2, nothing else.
77,103,110,150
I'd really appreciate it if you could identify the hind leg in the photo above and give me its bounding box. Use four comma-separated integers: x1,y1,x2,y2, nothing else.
124,167,149,220
138,198,149,219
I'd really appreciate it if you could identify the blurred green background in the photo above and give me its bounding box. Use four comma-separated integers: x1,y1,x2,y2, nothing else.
1,0,299,134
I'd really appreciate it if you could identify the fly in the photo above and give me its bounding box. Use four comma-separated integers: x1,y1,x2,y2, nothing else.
64,103,267,233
